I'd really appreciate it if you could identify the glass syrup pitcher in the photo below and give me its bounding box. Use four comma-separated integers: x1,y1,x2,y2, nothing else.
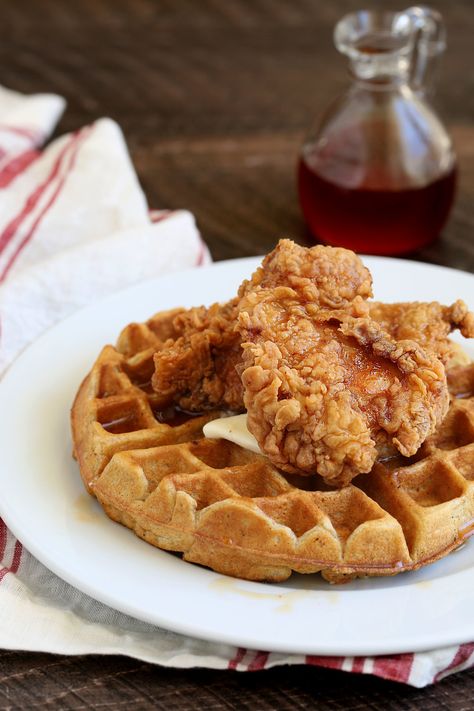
297,7,456,255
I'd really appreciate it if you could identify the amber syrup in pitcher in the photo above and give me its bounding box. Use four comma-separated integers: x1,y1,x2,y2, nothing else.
298,159,457,255
298,7,457,255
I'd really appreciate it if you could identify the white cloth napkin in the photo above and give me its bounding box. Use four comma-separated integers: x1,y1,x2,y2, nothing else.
0,87,473,689
0,84,65,159
0,115,209,372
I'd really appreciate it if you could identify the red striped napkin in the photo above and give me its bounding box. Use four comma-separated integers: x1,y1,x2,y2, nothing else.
0,86,472,688
0,84,64,178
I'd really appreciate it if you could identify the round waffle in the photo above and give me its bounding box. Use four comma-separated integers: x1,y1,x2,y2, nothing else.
71,312,474,584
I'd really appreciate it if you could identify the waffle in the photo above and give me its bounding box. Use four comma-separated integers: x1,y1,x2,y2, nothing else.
71,309,220,493
71,313,474,584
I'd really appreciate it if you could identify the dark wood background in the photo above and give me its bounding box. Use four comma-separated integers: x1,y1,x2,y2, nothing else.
1,0,473,708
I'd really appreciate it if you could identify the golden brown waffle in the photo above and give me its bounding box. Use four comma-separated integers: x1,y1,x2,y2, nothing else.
71,314,474,584
71,309,219,493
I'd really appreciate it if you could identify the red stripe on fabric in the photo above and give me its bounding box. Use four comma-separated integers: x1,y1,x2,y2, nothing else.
0,519,7,560
434,643,474,683
10,539,23,573
195,238,207,266
0,149,41,189
228,647,247,670
247,651,269,671
0,539,23,583
305,655,345,671
0,125,40,141
372,653,414,684
0,131,81,257
0,127,91,282
150,209,176,224
351,657,366,674
0,148,7,161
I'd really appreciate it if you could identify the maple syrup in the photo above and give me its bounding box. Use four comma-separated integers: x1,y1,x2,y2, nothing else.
298,7,456,255
152,405,203,427
298,159,457,255
101,405,202,433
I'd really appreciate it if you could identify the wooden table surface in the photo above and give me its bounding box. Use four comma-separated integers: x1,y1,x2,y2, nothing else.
1,0,473,708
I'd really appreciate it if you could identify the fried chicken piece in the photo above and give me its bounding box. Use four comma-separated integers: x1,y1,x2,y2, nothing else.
367,300,474,365
239,238,373,308
151,298,243,412
238,286,449,487
152,239,373,412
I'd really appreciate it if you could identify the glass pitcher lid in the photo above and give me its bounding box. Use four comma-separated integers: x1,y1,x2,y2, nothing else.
334,6,446,86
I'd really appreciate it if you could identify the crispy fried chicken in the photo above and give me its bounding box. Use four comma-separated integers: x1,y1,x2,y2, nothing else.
151,239,468,487
152,240,373,411
238,286,450,487
239,239,373,308
151,298,243,412
367,300,474,365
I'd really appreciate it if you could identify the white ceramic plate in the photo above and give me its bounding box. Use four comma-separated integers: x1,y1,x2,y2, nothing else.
1,255,474,656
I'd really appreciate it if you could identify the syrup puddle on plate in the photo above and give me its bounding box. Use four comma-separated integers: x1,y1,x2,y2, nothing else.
415,580,433,590
73,493,104,523
209,576,338,612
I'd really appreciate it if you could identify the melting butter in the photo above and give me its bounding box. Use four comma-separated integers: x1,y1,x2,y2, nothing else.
203,414,261,453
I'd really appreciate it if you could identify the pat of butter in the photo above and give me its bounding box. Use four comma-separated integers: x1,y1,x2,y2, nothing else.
203,414,261,454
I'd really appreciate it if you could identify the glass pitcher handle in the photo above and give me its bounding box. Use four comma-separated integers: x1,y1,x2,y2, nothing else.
403,6,446,94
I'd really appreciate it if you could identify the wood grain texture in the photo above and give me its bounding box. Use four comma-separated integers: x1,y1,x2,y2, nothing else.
0,0,473,708
1,652,474,710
